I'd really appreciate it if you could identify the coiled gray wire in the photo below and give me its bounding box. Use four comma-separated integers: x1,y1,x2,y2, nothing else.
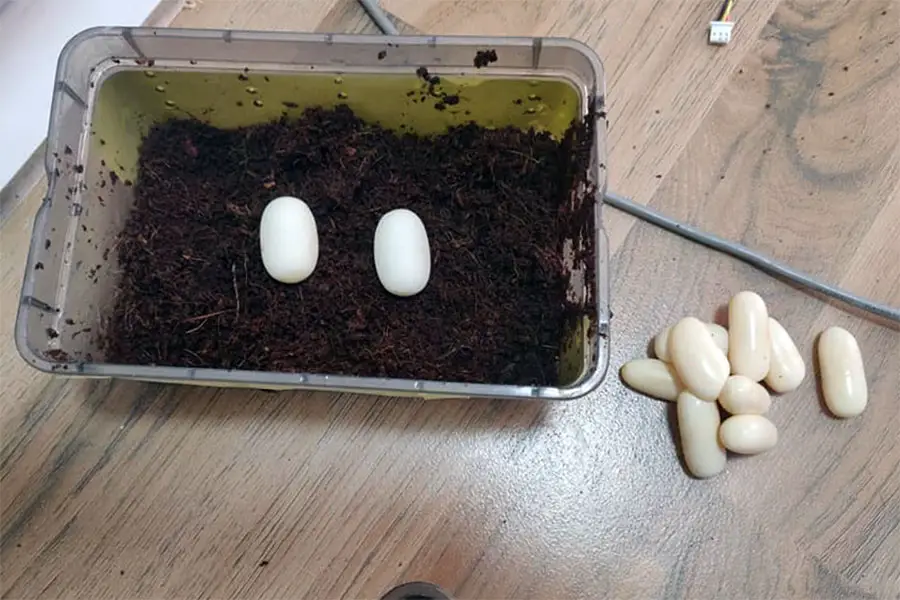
357,0,900,325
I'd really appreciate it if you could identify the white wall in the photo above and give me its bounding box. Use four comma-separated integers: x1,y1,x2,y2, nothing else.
0,0,162,189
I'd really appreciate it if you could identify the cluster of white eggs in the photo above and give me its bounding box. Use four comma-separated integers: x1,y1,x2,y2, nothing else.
621,291,868,479
258,195,432,297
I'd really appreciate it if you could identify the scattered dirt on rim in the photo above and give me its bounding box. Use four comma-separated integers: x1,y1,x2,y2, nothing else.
473,49,498,68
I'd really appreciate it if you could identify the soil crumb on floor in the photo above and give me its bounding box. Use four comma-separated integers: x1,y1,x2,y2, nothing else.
103,105,594,385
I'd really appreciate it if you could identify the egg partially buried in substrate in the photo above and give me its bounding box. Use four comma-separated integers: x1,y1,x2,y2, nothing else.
373,208,431,297
259,195,319,284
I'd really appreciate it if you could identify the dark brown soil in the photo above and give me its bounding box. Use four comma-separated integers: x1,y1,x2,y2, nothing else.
103,105,594,385
473,49,498,68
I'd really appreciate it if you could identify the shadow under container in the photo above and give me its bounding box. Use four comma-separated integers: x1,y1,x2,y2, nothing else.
15,27,611,400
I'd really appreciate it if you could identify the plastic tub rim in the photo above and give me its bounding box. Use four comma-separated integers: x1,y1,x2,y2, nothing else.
15,27,610,401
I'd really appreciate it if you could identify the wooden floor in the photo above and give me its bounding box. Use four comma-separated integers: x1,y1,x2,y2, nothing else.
2,0,899,598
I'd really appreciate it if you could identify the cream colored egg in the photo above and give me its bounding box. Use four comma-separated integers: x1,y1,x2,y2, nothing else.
654,322,727,362
728,291,771,381
620,359,684,401
677,391,727,478
259,196,318,284
718,375,771,415
669,317,730,402
818,327,867,418
373,208,431,297
765,317,806,393
719,415,778,455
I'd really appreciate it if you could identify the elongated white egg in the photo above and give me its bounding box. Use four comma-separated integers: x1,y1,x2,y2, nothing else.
259,196,318,284
373,208,431,297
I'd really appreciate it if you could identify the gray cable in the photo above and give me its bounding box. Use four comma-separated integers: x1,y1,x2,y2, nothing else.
604,191,900,323
357,0,900,324
358,0,400,35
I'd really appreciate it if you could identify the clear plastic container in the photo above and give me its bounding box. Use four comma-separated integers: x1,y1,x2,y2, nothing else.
15,27,610,399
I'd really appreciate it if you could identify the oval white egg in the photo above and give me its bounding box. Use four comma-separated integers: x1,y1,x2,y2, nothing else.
259,196,318,284
373,208,431,297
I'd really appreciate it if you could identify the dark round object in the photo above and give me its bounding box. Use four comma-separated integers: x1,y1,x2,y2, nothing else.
378,581,453,600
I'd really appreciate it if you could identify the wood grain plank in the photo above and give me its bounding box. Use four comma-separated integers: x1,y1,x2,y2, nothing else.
171,0,343,30
607,0,900,597
1,0,899,599
317,0,421,34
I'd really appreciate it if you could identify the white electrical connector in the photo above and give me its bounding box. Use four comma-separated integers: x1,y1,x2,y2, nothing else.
709,20,734,45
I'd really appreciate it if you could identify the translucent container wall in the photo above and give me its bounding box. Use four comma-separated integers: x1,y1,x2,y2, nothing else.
16,27,610,400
